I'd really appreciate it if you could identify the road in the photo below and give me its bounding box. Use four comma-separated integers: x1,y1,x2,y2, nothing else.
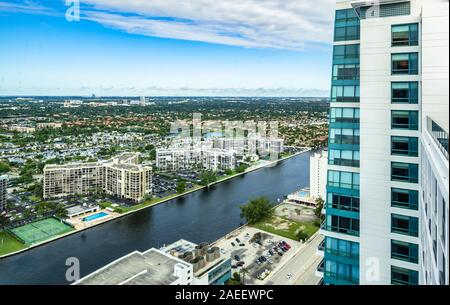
264,233,324,285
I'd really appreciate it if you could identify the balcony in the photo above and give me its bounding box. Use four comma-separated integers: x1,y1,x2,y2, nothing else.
315,258,325,278
427,117,449,160
317,239,325,257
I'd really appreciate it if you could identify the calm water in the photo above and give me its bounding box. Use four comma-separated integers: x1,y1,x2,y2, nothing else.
0,152,310,285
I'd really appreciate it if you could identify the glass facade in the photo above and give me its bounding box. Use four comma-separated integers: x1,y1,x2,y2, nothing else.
334,9,360,41
324,5,361,286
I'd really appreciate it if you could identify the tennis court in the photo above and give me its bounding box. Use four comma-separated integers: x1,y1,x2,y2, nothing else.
9,218,73,245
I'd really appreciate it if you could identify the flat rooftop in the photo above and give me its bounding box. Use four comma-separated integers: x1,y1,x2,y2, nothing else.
75,249,188,285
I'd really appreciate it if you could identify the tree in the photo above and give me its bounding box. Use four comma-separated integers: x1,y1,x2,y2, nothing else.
54,203,68,219
0,161,11,174
236,163,249,173
199,170,217,186
239,268,249,285
176,181,186,194
240,197,273,224
296,229,309,242
314,197,324,219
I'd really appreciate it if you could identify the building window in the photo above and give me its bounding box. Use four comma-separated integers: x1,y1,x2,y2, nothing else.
392,53,418,75
332,64,360,81
329,128,360,146
391,266,418,285
329,149,360,167
391,214,419,237
391,82,418,104
391,162,418,183
391,136,418,157
331,85,360,103
328,170,360,190
326,215,360,237
391,110,418,130
330,108,360,124
325,237,359,259
333,44,359,62
392,23,419,46
325,259,359,284
327,192,360,212
391,188,418,210
334,9,360,42
391,240,418,263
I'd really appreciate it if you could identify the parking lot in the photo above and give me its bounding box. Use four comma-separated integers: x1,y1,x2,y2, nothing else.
213,226,301,285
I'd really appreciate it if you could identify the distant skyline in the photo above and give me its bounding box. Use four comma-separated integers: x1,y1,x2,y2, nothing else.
0,0,335,97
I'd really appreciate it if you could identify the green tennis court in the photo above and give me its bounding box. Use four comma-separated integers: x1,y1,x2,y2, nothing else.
9,218,73,245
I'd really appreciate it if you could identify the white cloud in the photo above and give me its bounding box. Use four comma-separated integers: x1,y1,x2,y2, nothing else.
80,0,335,50
0,0,59,16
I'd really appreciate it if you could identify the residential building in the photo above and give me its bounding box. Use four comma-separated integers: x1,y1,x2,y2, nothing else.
310,149,328,200
0,175,7,211
156,148,236,172
43,152,152,202
319,0,448,285
74,239,232,285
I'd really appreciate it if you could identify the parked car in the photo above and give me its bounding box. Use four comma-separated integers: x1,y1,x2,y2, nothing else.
277,251,283,256
237,261,245,267
235,238,241,243
234,255,241,261
231,265,237,269
286,273,292,279
231,242,236,247
239,243,245,247
252,243,258,248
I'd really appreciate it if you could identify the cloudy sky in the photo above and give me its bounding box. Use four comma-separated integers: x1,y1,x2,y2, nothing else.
0,0,335,96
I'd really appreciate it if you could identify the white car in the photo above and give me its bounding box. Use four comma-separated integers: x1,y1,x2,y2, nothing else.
286,273,292,279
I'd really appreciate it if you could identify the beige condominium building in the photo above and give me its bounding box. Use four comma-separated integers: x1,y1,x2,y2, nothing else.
43,153,152,202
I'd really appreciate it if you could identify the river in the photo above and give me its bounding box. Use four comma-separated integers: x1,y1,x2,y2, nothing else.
0,152,310,284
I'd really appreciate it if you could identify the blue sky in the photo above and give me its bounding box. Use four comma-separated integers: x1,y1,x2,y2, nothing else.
0,0,335,97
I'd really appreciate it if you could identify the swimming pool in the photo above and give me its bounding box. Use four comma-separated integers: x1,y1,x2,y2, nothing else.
82,212,109,222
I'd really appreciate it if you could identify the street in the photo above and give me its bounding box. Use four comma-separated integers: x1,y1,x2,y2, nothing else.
264,233,323,285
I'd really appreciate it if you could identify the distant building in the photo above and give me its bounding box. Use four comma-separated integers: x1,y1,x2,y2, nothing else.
310,149,328,200
63,100,83,108
43,152,152,202
74,239,232,285
0,175,7,211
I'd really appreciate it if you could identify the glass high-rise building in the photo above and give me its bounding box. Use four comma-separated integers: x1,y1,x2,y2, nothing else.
318,0,449,285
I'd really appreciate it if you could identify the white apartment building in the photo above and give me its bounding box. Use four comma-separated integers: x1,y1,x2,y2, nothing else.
0,175,7,211
43,152,152,202
320,0,448,285
310,149,328,200
213,136,284,157
156,148,236,172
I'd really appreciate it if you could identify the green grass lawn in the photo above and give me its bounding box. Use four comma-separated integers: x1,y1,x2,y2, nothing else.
252,215,319,242
0,231,28,256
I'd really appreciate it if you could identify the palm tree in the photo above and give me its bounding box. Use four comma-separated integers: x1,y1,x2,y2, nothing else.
239,268,249,285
